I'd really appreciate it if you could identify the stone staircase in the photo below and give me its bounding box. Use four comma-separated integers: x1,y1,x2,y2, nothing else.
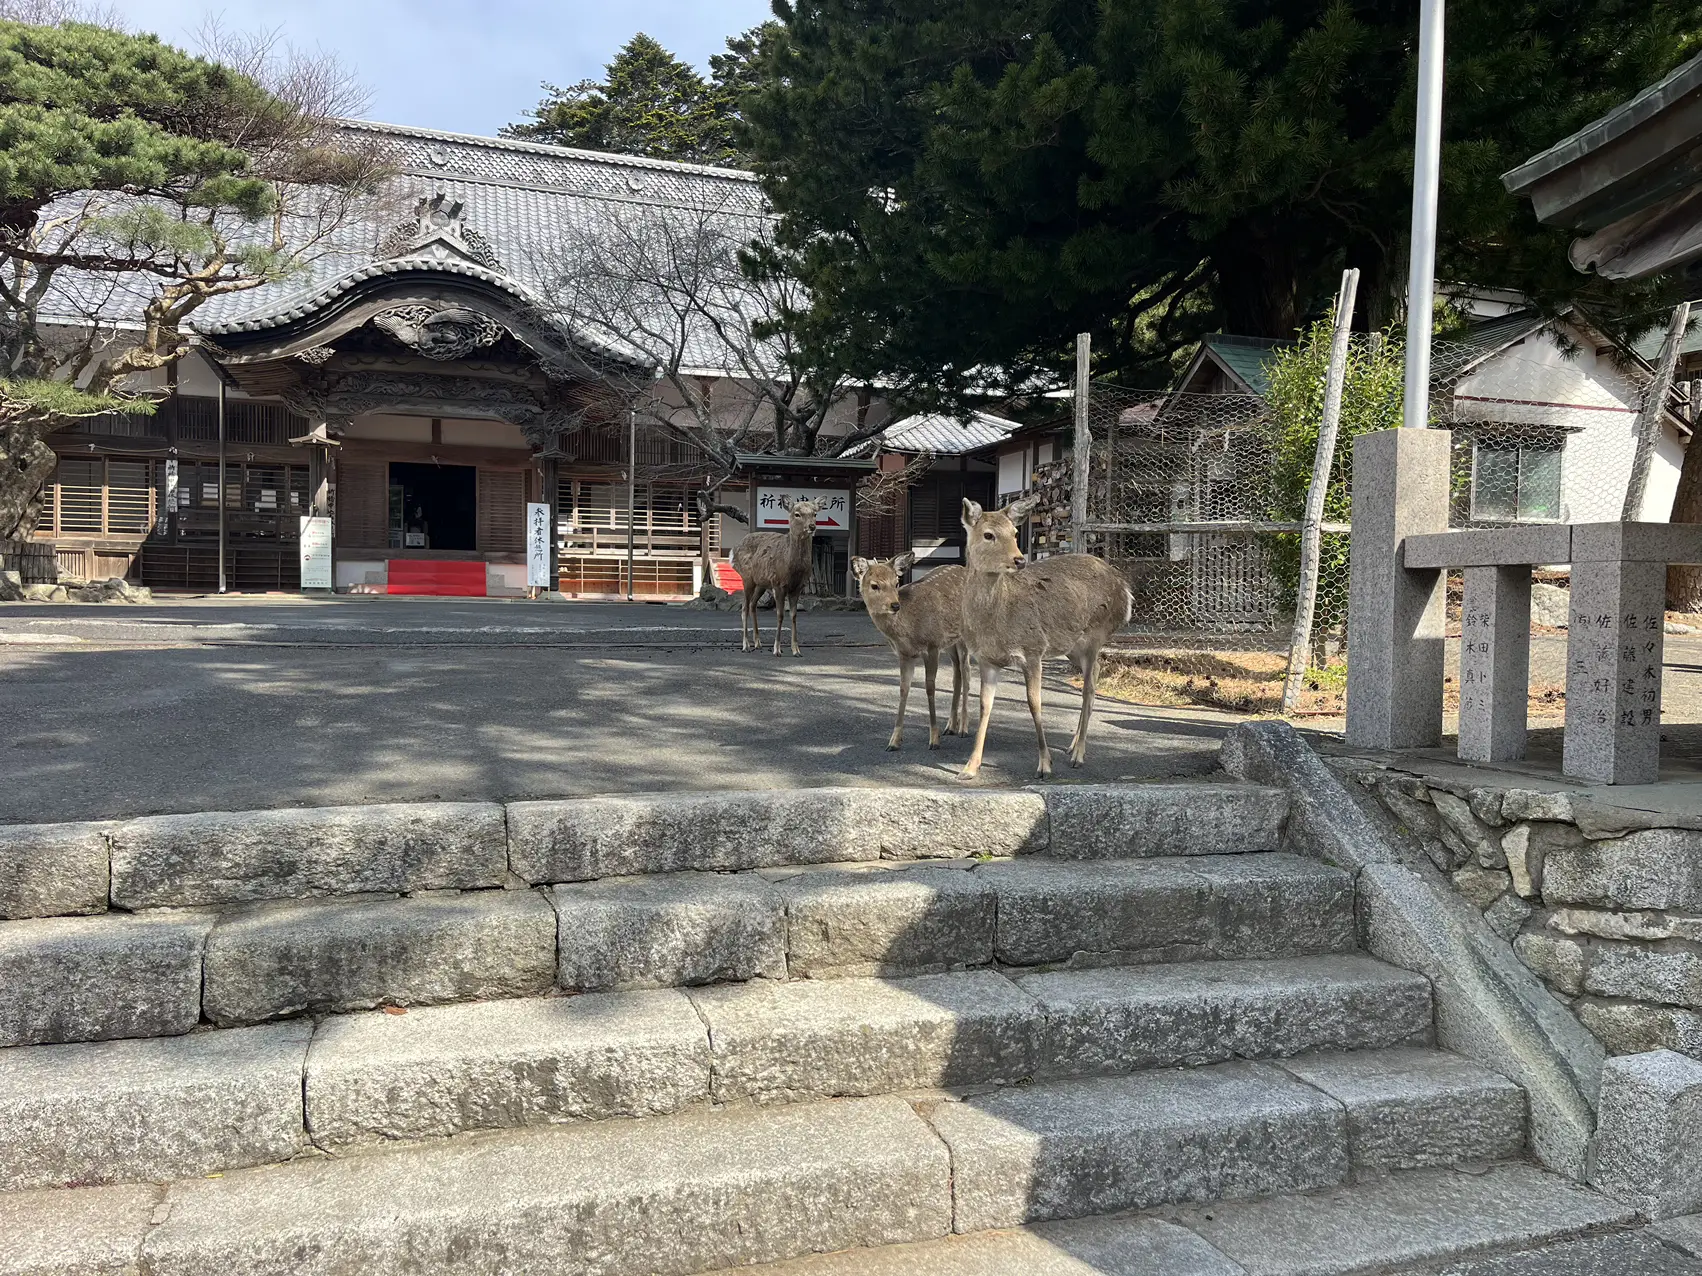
0,782,1636,1275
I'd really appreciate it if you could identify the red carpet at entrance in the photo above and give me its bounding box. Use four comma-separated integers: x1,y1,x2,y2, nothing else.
714,561,743,592
387,560,487,596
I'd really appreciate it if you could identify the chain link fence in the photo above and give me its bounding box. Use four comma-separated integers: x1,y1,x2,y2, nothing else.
1051,332,1700,721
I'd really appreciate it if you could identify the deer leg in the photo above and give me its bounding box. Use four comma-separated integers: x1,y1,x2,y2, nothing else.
740,591,753,651
924,648,942,748
889,654,914,750
789,592,802,657
1070,645,1100,767
771,589,784,656
959,662,1001,780
1024,655,1051,780
950,644,969,734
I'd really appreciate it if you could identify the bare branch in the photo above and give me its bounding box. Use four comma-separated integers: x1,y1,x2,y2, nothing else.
528,183,862,472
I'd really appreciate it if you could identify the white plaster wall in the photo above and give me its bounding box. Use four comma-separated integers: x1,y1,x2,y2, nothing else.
335,560,387,589
487,562,527,596
1451,328,1684,524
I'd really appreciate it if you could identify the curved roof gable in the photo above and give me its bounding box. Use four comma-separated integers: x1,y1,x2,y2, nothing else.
186,120,768,371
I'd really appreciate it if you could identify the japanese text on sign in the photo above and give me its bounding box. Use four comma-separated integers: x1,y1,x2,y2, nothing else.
755,486,851,530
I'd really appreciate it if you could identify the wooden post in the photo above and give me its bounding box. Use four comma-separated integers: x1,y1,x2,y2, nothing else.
1071,332,1091,551
1283,268,1360,713
542,453,560,593
217,379,227,594
1623,302,1689,521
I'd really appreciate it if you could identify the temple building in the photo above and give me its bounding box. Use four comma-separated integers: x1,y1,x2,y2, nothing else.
30,121,891,596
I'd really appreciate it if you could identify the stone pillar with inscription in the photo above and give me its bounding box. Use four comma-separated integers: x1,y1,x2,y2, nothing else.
1458,565,1532,763
1346,428,1452,749
1564,525,1676,784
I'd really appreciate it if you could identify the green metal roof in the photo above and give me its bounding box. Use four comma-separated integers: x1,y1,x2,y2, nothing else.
733,451,877,472
1200,335,1288,397
1632,303,1702,361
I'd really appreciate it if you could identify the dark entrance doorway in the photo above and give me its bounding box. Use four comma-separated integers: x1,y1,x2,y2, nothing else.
388,462,477,552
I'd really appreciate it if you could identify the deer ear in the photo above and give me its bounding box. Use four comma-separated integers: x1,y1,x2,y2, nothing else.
851,556,871,580
892,551,916,575
961,499,983,528
1004,495,1040,523
778,495,794,511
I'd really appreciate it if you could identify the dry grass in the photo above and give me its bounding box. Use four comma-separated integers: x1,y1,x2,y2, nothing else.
1091,649,1567,721
1090,650,1326,715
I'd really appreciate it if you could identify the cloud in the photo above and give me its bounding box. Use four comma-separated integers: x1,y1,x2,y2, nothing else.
105,0,771,137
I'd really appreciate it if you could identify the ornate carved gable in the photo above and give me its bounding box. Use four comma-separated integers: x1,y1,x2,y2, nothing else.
379,193,502,270
371,304,504,361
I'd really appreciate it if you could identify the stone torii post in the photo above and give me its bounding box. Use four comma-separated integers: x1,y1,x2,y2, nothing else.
1347,426,1702,784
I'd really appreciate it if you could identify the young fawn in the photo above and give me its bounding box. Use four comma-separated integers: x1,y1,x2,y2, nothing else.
852,553,969,750
731,497,821,656
958,496,1132,780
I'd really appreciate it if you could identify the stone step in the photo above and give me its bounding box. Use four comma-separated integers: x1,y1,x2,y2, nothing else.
0,1056,1532,1276
554,852,1353,992
701,1165,1635,1276
0,854,1349,1044
1,783,1289,922
7,1096,953,1276
0,957,1433,1184
924,1052,1526,1233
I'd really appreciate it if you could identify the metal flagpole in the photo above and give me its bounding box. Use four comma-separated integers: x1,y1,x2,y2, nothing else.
625,410,637,601
217,378,227,594
1401,0,1446,430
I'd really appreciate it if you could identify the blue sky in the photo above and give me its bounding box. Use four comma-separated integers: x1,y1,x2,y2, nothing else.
106,1,774,138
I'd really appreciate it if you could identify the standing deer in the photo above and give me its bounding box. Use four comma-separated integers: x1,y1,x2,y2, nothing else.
958,497,1132,780
852,553,968,750
731,496,821,656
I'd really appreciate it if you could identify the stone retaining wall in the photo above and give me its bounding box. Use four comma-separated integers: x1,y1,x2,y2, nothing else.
1355,769,1702,1058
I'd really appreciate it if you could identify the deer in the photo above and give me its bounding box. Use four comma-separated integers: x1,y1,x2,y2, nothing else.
957,496,1132,780
731,496,821,656
852,553,969,750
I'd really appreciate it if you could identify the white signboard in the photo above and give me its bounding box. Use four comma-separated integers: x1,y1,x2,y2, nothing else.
159,460,177,532
299,515,334,591
526,502,553,587
755,486,851,530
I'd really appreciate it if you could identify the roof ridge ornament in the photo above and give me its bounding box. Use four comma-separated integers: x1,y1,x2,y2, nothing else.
379,192,502,270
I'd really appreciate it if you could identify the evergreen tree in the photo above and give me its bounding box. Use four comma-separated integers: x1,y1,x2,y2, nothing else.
745,0,1699,399
0,18,384,539
504,28,775,166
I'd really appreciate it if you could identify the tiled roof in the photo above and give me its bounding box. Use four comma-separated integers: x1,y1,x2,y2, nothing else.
1503,53,1702,195
878,410,1018,454
43,119,770,374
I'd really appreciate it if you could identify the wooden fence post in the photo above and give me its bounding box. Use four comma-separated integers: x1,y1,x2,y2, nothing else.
1071,333,1091,551
1282,268,1360,713
1623,302,1689,521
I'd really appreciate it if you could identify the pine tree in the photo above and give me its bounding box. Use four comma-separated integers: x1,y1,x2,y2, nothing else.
504,29,775,166
744,0,1700,399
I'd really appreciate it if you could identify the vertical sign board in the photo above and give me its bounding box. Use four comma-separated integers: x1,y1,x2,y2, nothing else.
526,502,553,587
299,515,334,591
754,487,851,530
160,459,177,534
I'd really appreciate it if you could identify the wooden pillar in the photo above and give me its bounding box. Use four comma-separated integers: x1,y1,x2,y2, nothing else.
542,454,560,592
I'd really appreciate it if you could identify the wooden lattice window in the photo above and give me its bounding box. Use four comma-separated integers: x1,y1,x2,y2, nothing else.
477,469,525,552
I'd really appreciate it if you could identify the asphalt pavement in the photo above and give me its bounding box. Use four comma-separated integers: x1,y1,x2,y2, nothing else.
0,595,1240,823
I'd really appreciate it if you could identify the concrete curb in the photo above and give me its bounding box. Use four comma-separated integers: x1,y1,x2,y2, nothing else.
1220,720,1605,1179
